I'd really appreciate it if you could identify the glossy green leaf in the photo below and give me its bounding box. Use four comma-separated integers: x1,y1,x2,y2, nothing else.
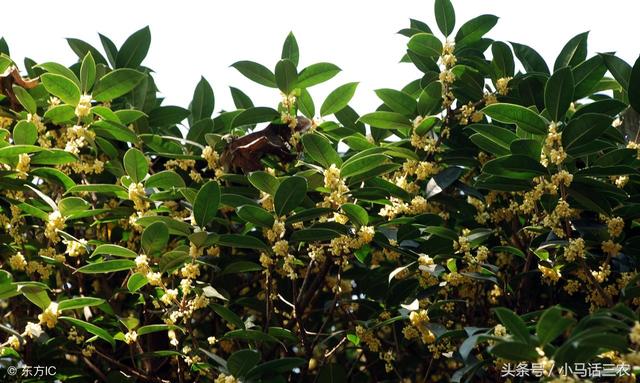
274,176,307,216
40,73,81,106
320,82,358,116
544,67,574,121
193,180,221,227
123,148,148,183
434,0,456,36
482,103,547,135
302,133,342,168
93,68,145,102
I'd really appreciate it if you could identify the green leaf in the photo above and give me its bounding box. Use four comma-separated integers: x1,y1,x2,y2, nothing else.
116,26,151,68
67,184,127,199
145,170,185,189
12,121,37,145
454,14,498,47
221,262,262,276
66,38,108,66
92,244,137,259
58,197,90,216
274,176,307,216
11,85,36,114
374,88,416,116
141,221,169,256
629,55,640,113
554,31,589,71
281,32,300,67
93,68,146,102
298,88,315,118
246,358,306,379
211,304,245,329
99,33,118,67
35,62,81,87
511,42,550,74
573,55,607,100
494,307,532,344
193,180,221,227
302,133,342,168
544,67,574,121
297,62,341,88
230,86,254,109
44,105,76,124
231,107,279,128
123,148,148,183
417,81,443,116
467,123,517,156
237,205,275,228
320,82,358,116
21,288,51,310
228,349,260,378
80,52,96,93
482,154,547,180
407,33,443,58
40,73,81,106
127,273,148,292
358,111,413,130
60,316,114,346
434,0,456,36
482,103,548,135
222,329,280,344
59,297,105,311
231,61,277,88
490,341,538,362
275,59,298,94
341,154,388,178
602,53,632,91
536,306,575,345
562,113,613,153
491,41,515,78
137,324,182,336
248,171,279,195
425,167,463,199
76,260,135,274
341,203,368,226
190,76,215,122
148,106,190,127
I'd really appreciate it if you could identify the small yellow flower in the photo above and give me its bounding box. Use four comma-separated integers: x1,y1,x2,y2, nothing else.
124,330,138,344
38,302,61,329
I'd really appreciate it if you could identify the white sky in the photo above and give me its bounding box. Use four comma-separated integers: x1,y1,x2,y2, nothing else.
3,1,640,118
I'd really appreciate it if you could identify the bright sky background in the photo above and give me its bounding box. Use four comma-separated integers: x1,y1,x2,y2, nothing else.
3,1,640,118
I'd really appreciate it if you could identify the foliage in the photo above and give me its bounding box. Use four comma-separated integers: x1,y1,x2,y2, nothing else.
1,1,640,382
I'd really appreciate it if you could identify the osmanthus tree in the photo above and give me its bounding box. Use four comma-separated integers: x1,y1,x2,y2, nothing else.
1,0,640,382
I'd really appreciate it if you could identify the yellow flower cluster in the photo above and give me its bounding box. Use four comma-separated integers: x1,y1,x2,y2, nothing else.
124,330,138,344
495,77,512,96
45,210,66,243
606,216,624,238
541,122,566,166
355,325,381,352
601,240,622,257
9,252,27,271
201,146,224,178
38,302,60,328
15,153,30,179
321,164,349,208
538,264,561,284
563,238,585,262
64,125,95,154
214,374,239,383
408,309,436,344
75,94,92,118
128,182,149,212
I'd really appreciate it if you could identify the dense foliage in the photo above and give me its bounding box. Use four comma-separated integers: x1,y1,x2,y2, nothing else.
2,1,640,382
